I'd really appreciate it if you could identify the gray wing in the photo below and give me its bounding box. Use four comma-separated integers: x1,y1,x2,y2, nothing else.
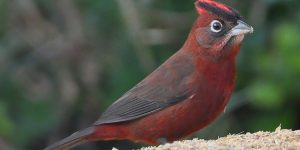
94,52,194,125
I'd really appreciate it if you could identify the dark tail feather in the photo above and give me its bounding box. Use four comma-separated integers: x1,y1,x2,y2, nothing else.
44,127,95,150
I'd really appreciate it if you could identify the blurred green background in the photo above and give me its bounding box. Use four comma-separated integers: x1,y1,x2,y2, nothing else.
0,0,299,149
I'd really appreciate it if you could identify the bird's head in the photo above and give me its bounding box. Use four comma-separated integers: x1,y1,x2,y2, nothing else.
185,0,253,60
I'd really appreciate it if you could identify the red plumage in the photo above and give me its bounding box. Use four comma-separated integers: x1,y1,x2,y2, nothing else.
45,0,253,149
196,0,235,14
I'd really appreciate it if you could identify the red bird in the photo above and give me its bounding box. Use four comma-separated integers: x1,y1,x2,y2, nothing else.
45,0,253,149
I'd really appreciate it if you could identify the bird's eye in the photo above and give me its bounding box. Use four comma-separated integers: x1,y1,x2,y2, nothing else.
210,20,223,33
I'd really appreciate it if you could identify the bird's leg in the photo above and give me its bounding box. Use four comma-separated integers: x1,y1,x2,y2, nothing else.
156,138,168,145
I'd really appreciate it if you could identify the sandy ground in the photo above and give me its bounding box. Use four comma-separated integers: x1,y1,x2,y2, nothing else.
138,127,300,150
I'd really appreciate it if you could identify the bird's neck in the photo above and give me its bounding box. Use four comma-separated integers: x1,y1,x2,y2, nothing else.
180,21,238,103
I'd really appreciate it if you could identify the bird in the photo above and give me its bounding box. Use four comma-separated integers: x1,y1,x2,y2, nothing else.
45,0,253,149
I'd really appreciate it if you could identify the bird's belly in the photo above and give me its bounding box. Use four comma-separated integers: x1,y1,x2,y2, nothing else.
125,91,231,144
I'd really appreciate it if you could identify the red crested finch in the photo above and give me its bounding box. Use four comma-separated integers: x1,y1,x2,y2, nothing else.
45,0,253,149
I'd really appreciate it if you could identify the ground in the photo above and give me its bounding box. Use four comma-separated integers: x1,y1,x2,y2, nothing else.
133,127,300,150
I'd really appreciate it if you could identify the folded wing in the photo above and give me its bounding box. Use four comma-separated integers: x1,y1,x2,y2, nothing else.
94,53,195,125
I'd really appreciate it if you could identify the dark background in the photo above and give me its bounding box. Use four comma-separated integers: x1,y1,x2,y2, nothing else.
0,0,299,149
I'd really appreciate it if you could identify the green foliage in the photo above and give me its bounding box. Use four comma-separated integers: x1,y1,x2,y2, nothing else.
0,103,14,138
248,80,284,109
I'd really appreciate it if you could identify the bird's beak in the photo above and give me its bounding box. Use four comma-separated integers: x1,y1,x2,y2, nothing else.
230,20,253,36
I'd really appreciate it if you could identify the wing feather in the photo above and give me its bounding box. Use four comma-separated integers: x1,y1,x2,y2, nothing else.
94,52,194,125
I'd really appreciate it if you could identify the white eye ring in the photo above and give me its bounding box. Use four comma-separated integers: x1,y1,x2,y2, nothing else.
210,20,223,33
